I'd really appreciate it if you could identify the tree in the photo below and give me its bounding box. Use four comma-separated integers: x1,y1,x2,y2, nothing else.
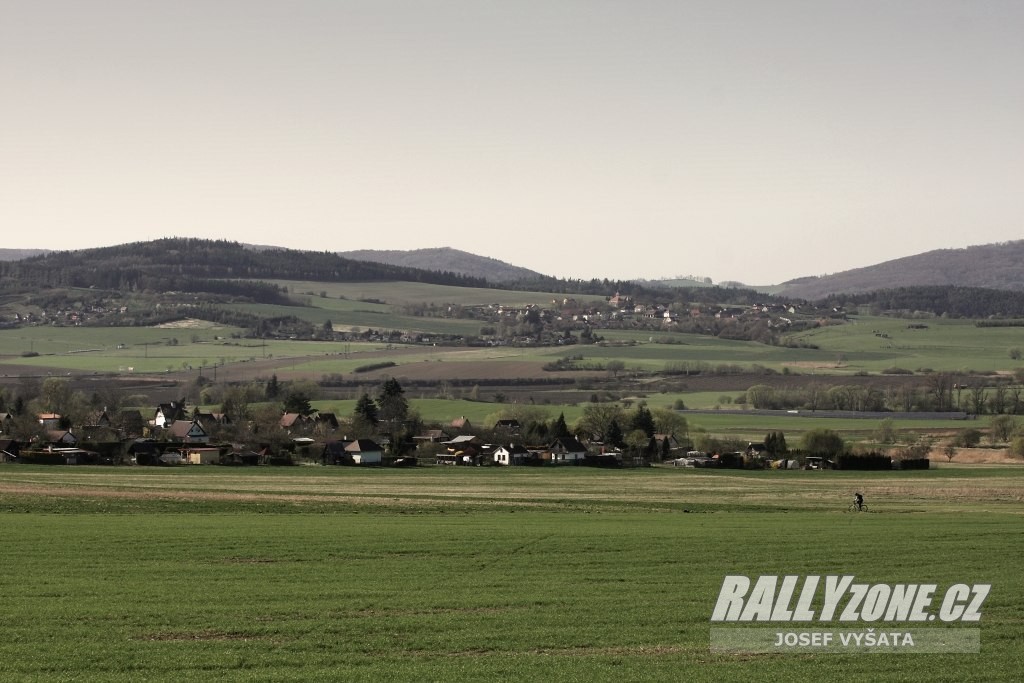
944,444,957,462
265,374,280,400
969,385,987,416
577,403,626,443
652,408,687,438
606,360,625,378
801,429,845,457
624,429,650,459
629,404,656,438
764,431,788,457
552,412,570,438
873,418,897,444
376,378,409,425
283,391,313,416
988,414,1017,444
953,428,982,447
606,420,624,448
221,384,259,423
353,393,378,434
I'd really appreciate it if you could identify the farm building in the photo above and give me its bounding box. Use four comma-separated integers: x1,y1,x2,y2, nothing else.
186,448,222,465
344,439,383,465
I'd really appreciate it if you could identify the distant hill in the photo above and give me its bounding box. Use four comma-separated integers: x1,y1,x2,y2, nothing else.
779,241,1024,300
338,247,545,283
0,239,488,298
0,248,49,261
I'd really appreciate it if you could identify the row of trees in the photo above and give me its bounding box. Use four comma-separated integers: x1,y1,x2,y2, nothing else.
743,374,1024,415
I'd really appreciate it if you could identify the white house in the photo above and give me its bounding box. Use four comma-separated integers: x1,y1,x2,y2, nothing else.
547,436,588,463
493,444,531,466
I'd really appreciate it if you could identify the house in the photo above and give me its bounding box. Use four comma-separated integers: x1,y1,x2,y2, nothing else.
493,419,521,434
221,450,261,466
450,416,472,431
322,440,353,465
344,438,383,465
186,447,222,465
444,435,484,450
80,423,119,442
166,419,209,444
313,412,340,431
154,402,187,428
195,412,231,430
37,413,63,430
413,429,448,444
493,443,532,466
46,430,78,447
280,413,311,432
547,436,588,464
88,410,113,428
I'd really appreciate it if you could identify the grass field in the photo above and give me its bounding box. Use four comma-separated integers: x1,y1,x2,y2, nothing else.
1,464,1021,681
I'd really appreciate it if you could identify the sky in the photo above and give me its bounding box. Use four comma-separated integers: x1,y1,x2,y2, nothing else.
2,1,1022,284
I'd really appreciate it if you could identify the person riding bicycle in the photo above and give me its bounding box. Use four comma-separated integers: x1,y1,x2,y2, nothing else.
853,492,864,511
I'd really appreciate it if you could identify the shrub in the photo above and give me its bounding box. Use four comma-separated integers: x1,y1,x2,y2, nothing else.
353,361,397,373
953,428,983,448
896,458,930,470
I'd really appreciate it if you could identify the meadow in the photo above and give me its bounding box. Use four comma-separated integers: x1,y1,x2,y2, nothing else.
1,465,1022,681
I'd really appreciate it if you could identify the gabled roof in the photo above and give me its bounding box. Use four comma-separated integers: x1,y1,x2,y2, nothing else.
345,439,382,453
550,436,587,453
444,435,481,446
496,443,530,455
280,413,308,428
414,429,447,441
314,412,339,427
168,420,207,439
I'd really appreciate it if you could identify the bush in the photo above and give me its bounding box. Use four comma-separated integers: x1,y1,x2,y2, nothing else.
353,361,397,374
954,428,983,448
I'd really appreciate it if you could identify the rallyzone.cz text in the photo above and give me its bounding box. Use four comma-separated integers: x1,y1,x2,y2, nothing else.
711,575,990,623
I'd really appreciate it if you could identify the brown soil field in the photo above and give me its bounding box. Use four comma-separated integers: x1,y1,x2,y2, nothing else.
932,447,1022,465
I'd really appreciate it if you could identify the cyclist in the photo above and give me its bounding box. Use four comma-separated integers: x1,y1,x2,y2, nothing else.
853,492,864,511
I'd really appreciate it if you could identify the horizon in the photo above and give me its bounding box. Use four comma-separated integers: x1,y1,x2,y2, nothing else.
3,2,1021,283
4,236,1019,289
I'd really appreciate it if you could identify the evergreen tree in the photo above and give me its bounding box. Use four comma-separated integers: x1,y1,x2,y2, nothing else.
552,412,570,437
283,391,313,416
354,393,379,427
376,378,409,425
607,420,624,448
630,404,656,438
265,374,280,400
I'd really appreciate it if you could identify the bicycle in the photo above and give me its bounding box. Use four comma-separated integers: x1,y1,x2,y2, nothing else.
847,503,869,512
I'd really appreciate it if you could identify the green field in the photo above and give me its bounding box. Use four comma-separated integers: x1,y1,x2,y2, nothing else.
1,465,1021,681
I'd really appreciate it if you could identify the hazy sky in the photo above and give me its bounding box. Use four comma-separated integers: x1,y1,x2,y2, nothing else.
3,1,1022,284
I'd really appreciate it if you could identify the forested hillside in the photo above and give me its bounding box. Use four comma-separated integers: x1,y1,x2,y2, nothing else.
339,247,543,283
779,241,1024,299
0,239,488,298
